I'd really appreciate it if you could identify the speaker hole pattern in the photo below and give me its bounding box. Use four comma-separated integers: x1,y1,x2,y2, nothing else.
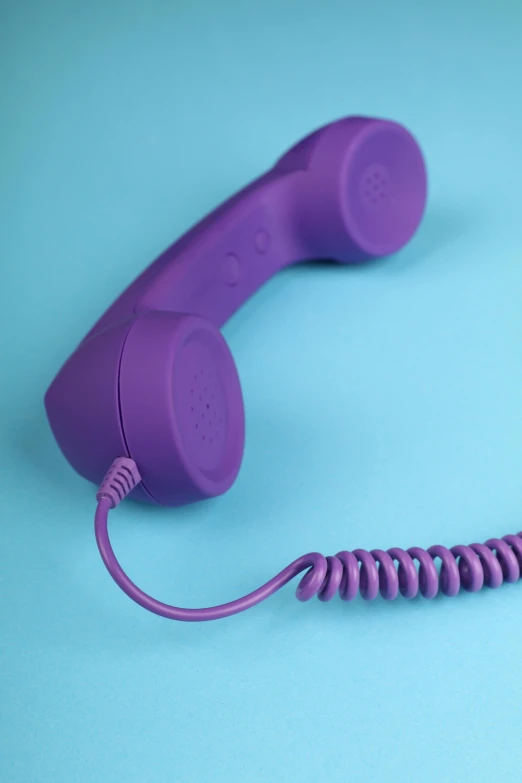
360,164,390,210
189,368,225,449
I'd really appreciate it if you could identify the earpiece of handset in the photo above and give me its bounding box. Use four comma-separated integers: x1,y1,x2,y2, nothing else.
45,116,427,507
273,115,427,263
45,309,245,507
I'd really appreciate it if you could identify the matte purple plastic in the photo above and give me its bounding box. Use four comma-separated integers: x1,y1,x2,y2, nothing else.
119,311,244,506
45,115,427,506
94,459,522,620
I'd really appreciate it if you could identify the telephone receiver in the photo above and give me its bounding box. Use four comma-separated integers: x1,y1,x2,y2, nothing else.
45,115,522,623
45,116,427,508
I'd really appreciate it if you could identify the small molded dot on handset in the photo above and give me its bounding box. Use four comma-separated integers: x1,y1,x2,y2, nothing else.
222,253,241,286
254,230,270,253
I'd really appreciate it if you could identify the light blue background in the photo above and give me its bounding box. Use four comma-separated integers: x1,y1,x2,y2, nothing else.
2,1,522,781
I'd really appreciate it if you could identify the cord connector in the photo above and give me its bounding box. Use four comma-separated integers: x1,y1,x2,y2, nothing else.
96,457,142,508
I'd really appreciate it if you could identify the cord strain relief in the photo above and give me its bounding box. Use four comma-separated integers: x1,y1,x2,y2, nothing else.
95,457,142,508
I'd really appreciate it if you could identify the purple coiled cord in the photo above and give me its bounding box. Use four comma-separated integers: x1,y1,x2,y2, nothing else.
95,458,522,621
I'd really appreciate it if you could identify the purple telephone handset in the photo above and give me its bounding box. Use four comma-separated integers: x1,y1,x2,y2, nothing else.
45,116,522,622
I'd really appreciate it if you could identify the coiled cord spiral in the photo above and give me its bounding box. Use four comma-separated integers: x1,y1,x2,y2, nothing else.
294,536,522,603
95,458,522,622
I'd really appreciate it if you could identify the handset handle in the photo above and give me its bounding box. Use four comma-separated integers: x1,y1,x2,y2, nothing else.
84,115,427,339
84,166,306,340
